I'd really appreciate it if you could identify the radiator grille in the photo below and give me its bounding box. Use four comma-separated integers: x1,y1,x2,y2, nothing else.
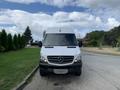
47,56,74,64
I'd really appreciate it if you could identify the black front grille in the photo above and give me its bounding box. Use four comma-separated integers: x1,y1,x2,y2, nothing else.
47,56,74,64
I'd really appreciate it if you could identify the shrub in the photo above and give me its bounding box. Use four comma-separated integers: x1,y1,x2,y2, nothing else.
8,33,13,51
0,30,8,51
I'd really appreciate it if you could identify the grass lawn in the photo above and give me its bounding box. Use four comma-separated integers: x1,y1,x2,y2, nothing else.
0,48,40,90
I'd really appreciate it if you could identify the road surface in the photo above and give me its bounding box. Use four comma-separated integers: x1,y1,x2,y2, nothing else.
23,52,120,90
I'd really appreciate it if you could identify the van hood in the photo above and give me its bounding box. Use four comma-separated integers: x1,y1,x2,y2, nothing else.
41,46,80,56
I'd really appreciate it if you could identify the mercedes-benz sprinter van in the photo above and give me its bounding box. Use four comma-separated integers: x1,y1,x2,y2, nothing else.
39,30,82,76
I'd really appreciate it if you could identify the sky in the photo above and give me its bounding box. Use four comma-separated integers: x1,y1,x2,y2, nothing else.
0,0,120,40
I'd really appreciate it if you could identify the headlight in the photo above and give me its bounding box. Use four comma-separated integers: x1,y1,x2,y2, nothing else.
40,56,47,63
74,54,81,62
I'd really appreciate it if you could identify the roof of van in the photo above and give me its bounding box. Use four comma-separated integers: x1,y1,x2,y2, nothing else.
44,29,75,34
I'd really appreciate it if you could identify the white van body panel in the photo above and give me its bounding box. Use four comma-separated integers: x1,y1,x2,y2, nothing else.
41,46,81,66
41,46,80,56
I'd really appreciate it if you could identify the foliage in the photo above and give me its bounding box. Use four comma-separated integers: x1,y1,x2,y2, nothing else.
0,32,5,52
83,31,105,47
0,29,27,52
117,36,120,46
23,26,32,44
13,34,19,50
21,35,26,48
83,25,120,47
7,34,13,50
18,34,22,49
0,30,8,51
117,36,120,51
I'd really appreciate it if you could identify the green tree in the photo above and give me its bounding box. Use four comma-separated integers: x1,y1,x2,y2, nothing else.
84,25,120,47
104,26,120,47
7,33,13,50
13,34,18,50
117,36,120,51
18,34,21,49
21,35,26,48
84,31,105,47
1,29,8,51
23,26,32,44
0,32,3,52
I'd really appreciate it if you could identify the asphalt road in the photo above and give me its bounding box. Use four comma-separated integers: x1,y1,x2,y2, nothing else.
23,52,120,90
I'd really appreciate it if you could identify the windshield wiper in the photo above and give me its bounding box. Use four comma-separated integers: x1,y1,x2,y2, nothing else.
45,46,54,48
67,46,76,48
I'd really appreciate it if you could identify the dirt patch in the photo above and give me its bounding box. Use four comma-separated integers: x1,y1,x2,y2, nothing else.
82,47,120,56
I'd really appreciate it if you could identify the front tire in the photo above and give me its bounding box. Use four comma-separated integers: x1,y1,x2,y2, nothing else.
39,68,47,76
74,68,82,76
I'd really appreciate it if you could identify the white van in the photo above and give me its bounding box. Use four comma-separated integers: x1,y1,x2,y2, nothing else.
38,29,82,76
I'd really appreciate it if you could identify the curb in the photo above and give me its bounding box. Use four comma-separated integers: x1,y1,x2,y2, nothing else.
13,65,39,90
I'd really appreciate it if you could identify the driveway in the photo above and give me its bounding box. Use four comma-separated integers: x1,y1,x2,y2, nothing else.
23,52,120,90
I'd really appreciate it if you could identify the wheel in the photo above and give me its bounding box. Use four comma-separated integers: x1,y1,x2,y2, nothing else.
74,68,82,76
39,68,47,76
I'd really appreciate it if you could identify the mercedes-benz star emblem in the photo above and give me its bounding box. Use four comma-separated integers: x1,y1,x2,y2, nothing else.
58,56,64,63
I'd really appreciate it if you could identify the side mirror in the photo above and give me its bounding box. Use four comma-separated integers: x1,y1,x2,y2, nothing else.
78,41,83,47
38,41,42,47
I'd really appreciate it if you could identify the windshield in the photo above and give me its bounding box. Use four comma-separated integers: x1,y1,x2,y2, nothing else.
43,33,78,46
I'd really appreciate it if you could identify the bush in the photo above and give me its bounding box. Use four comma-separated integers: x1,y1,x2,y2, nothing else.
18,34,22,49
0,27,31,52
8,34,13,51
0,45,5,52
13,34,19,50
0,30,8,51
0,30,26,52
83,31,105,47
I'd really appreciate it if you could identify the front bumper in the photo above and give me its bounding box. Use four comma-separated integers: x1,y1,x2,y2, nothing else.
39,60,82,73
